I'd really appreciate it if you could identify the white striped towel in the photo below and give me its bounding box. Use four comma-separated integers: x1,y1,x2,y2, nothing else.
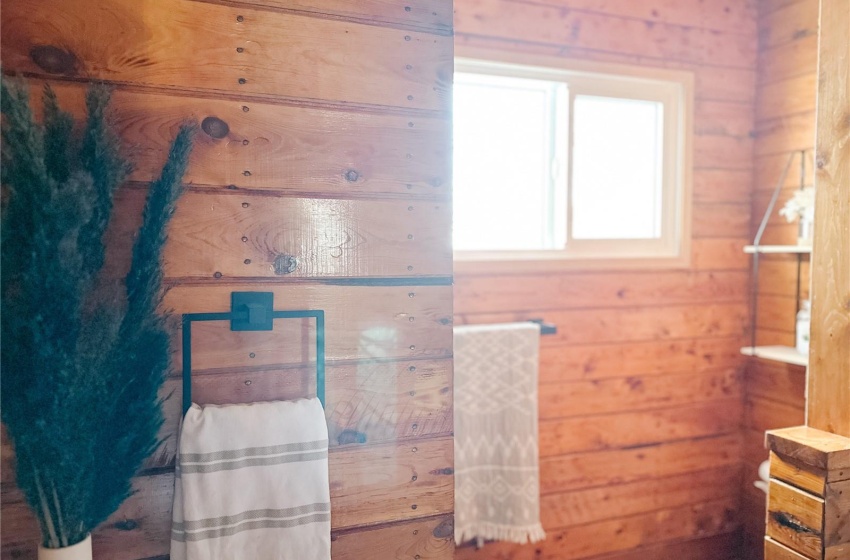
453,322,546,545
171,398,331,560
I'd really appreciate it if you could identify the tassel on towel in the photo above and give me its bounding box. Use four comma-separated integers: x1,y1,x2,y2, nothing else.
171,398,331,560
453,322,546,546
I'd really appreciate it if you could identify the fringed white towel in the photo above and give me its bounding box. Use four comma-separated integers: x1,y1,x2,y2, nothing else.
171,398,331,560
453,323,546,545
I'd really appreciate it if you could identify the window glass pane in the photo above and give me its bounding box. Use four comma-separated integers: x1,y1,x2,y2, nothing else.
453,73,558,251
571,95,664,240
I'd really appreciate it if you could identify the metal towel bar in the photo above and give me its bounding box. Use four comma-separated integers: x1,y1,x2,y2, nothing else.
181,291,325,415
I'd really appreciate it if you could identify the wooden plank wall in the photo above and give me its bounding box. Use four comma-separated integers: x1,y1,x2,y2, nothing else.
740,1,820,558
451,1,757,559
0,0,454,558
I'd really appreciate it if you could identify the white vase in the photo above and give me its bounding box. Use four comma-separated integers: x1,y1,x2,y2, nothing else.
38,535,92,560
797,210,815,246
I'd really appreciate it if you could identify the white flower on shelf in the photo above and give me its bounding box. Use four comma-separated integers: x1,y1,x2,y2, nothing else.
778,186,815,222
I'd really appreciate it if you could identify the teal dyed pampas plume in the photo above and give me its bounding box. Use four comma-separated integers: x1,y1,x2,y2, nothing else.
1,78,195,549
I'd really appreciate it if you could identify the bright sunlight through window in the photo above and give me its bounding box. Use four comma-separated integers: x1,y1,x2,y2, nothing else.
453,58,692,266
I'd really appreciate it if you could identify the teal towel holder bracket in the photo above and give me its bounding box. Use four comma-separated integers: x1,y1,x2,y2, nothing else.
181,291,326,415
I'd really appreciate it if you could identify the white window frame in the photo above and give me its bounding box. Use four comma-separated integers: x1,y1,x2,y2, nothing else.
453,50,694,272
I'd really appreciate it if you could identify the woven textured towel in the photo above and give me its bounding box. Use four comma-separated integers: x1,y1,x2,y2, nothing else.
453,322,546,545
171,398,330,560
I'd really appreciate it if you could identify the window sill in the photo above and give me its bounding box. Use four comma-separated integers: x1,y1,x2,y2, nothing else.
453,252,692,275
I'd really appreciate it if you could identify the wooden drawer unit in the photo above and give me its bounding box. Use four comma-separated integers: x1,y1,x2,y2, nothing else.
765,427,850,560
766,478,824,559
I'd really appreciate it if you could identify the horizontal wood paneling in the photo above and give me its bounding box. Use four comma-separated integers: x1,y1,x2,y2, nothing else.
3,437,454,558
540,433,742,494
194,0,454,34
151,358,453,468
454,271,748,314
331,515,455,559
755,74,817,122
31,81,451,198
452,1,756,558
540,466,742,528
695,169,756,203
758,0,818,51
167,193,450,279
0,0,453,557
498,0,758,33
539,336,744,383
455,500,740,560
539,399,743,457
1,0,452,112
538,369,741,420
454,0,756,68
691,238,751,270
164,284,452,371
457,303,748,347
104,188,452,280
742,2,818,557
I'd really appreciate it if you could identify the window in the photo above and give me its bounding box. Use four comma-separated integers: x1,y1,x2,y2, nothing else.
453,57,692,267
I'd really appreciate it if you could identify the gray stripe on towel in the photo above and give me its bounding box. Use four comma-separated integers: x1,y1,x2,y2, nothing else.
172,513,331,542
173,503,331,532
179,449,328,474
180,439,328,463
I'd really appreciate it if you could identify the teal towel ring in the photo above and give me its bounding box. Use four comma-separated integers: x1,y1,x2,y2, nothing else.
181,291,326,415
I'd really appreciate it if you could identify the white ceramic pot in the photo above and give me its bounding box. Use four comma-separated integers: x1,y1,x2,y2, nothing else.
797,210,815,246
38,535,92,560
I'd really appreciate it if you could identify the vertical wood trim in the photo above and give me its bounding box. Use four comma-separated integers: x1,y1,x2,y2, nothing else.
807,0,850,437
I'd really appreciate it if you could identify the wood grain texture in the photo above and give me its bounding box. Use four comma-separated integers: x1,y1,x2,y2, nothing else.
454,0,756,68
150,358,453,468
807,0,850,438
764,537,815,560
495,0,758,33
331,515,455,559
823,478,850,555
0,0,454,556
758,35,818,85
758,0,819,52
102,188,451,280
540,466,741,529
766,426,850,472
451,2,756,558
1,0,452,112
457,303,748,347
164,193,451,279
191,0,454,35
538,369,741,420
455,500,739,560
2,437,454,559
30,81,451,198
756,74,818,122
770,451,827,497
539,399,742,457
539,336,744,383
163,284,452,370
744,1,819,556
454,270,748,314
766,478,824,558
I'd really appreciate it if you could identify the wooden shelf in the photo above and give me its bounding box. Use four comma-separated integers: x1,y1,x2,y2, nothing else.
744,245,812,254
741,346,808,367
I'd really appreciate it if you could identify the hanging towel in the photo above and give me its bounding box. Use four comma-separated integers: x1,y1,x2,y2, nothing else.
171,398,331,560
453,322,546,545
